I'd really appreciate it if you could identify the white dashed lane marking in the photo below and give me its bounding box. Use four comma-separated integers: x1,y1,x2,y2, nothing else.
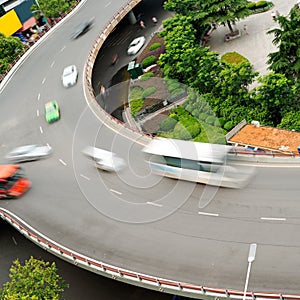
260,217,286,221
36,109,39,117
60,46,66,52
80,174,90,181
110,189,122,195
42,78,46,84
39,126,43,134
59,159,67,166
50,61,55,68
37,93,41,101
147,201,162,207
198,211,219,217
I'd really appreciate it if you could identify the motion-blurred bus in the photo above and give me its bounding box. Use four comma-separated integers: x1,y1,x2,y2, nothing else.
0,165,31,199
142,138,253,189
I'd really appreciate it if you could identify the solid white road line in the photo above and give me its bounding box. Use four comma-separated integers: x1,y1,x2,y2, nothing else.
80,174,90,181
110,189,122,195
147,201,162,207
260,217,286,221
198,211,219,217
39,126,43,134
59,159,67,166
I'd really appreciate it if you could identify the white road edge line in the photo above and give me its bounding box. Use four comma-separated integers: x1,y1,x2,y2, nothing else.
42,77,46,84
80,174,90,180
59,159,67,166
36,109,39,117
110,189,122,195
260,217,286,221
147,201,162,207
39,126,43,134
198,211,219,217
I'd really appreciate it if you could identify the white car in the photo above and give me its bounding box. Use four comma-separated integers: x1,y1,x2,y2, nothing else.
82,146,126,172
62,65,78,88
5,145,52,163
127,36,146,55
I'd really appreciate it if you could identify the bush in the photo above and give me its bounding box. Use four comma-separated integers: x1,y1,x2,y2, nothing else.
206,115,216,125
129,86,144,101
130,98,144,116
173,122,193,140
149,42,162,51
142,87,157,98
221,52,249,65
168,82,180,92
247,2,257,9
160,117,178,131
199,113,207,121
256,1,268,8
218,117,226,127
140,72,154,81
223,121,234,131
171,87,186,99
141,55,157,69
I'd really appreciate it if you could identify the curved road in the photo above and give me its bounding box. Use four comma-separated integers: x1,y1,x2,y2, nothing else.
1,0,300,295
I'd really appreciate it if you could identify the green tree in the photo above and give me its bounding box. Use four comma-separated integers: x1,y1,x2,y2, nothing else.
164,0,251,34
267,5,300,83
0,257,69,299
252,72,298,126
278,111,300,131
31,0,77,18
0,35,27,63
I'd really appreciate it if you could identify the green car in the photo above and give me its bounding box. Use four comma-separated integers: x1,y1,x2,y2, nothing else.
45,101,60,123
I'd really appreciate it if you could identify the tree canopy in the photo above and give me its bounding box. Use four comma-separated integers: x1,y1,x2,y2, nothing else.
31,0,77,18
0,257,69,299
267,5,300,83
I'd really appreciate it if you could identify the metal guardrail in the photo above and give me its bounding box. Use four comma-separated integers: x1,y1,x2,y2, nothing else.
1,0,300,298
2,208,300,300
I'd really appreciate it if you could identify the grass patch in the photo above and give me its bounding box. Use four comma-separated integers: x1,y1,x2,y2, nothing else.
221,52,249,65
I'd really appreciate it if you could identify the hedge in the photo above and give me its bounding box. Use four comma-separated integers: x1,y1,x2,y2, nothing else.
149,43,162,51
142,87,157,98
141,55,157,69
140,72,154,81
160,117,178,131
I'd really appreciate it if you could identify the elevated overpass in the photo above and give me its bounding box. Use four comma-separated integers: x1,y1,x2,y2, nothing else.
1,0,300,298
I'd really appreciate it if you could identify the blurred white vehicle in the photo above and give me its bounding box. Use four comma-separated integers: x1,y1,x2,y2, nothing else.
127,36,146,55
82,146,126,172
5,145,52,163
62,65,78,88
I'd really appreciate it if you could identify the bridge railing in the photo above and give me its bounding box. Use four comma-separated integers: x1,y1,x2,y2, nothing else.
1,207,300,300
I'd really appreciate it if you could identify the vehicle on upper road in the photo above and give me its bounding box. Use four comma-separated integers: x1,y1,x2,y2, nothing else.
45,101,60,123
0,165,31,199
62,65,78,88
82,146,126,172
127,36,146,55
5,145,52,163
71,18,94,39
142,138,254,189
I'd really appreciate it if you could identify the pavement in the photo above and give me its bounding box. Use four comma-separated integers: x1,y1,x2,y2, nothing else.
207,0,293,79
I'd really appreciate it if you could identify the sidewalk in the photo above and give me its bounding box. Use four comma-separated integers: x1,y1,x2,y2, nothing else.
208,0,293,77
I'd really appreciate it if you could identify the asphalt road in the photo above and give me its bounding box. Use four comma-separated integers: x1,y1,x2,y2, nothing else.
0,0,300,296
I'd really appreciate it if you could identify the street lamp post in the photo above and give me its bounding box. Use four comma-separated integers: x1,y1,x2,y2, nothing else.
243,243,257,300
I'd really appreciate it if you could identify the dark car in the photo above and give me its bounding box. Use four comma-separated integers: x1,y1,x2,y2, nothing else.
71,18,94,39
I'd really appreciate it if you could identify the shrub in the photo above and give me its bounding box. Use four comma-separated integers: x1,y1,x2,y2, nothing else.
206,115,216,125
149,42,162,51
130,98,144,116
256,1,268,8
221,52,249,65
218,117,226,127
171,88,186,99
140,72,154,81
160,117,178,131
247,2,257,9
141,55,157,69
199,113,207,121
142,87,157,98
129,86,144,101
223,121,234,131
168,82,180,92
173,123,192,140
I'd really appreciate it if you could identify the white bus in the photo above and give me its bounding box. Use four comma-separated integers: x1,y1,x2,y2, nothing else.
142,138,253,188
